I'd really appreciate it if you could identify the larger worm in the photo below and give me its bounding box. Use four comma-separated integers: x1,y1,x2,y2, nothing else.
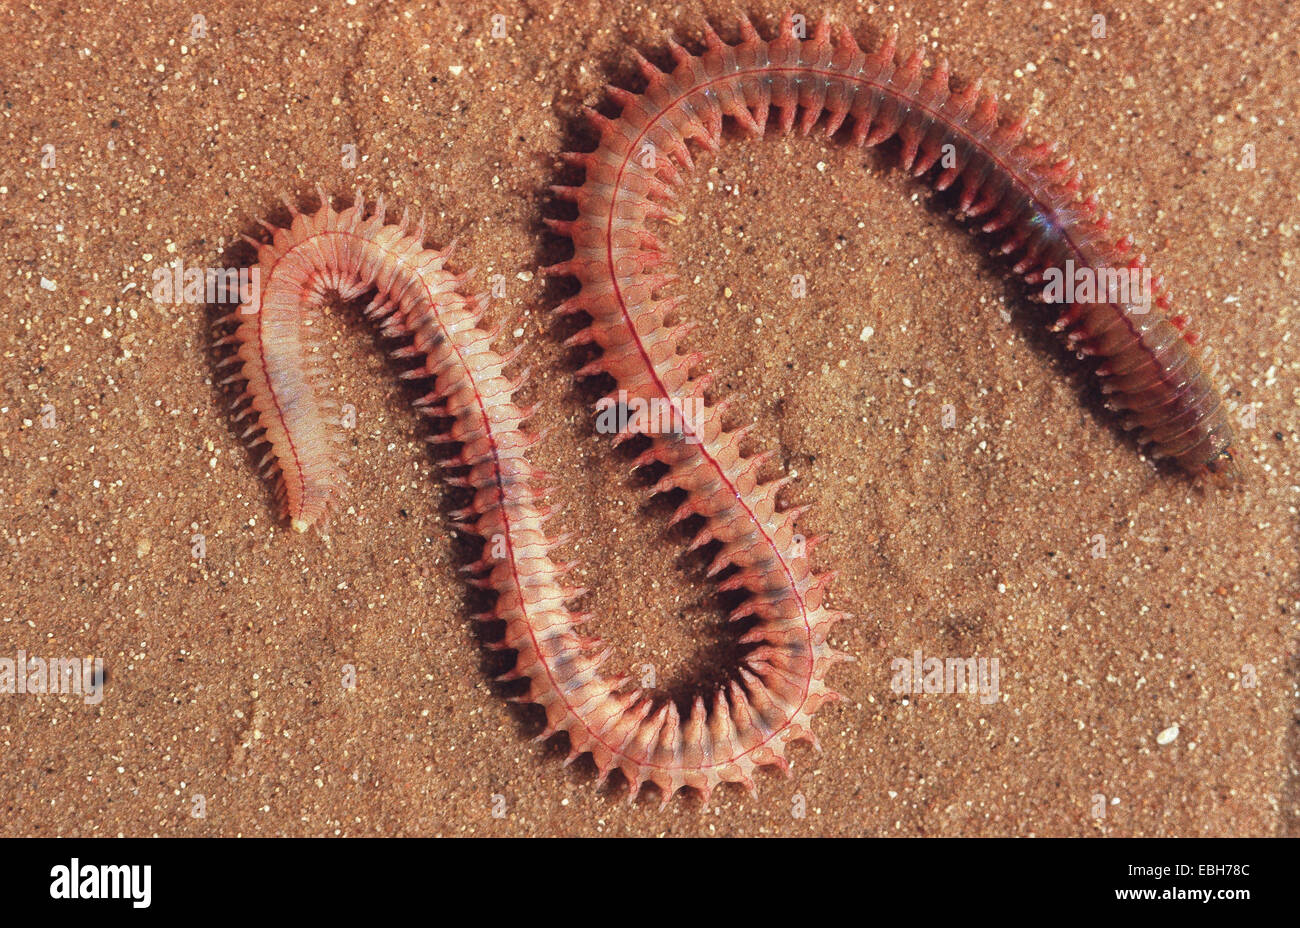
217,13,1235,805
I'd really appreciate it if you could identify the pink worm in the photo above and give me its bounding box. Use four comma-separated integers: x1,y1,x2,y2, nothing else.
217,12,1236,806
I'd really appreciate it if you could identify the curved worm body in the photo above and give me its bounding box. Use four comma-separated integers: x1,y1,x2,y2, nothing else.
216,13,1235,806
550,13,1235,478
217,189,840,804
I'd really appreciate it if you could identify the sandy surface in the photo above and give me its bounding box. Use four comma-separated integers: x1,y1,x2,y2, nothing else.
0,0,1295,837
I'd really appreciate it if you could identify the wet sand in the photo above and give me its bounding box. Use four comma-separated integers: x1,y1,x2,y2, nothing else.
0,0,1295,836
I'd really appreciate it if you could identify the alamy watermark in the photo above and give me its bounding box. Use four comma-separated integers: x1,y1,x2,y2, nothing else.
49,858,150,908
891,649,1000,705
151,258,260,307
594,390,705,444
1042,259,1151,313
1,651,104,705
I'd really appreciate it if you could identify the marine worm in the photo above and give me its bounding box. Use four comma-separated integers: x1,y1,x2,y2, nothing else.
216,13,1235,805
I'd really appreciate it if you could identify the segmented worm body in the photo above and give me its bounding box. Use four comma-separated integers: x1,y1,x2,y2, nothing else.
217,14,1234,805
552,13,1235,479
